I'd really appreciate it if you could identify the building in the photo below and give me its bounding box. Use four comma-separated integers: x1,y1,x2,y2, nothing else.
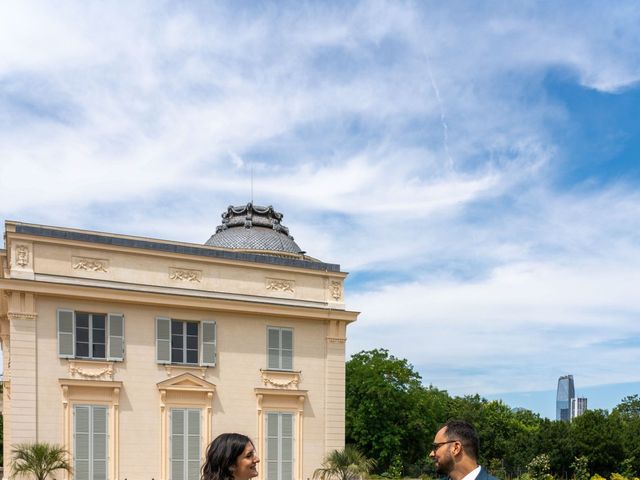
0,203,358,480
571,397,588,419
556,374,575,422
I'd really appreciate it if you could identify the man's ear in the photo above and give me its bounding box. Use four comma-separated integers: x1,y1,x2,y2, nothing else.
451,440,463,457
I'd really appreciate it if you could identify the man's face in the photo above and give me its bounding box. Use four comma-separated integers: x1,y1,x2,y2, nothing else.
429,427,456,476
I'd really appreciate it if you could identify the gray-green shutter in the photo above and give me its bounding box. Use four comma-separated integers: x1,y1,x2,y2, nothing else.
58,309,75,358
156,316,171,364
108,313,124,361
281,329,293,370
92,406,108,480
201,321,216,366
187,409,201,480
171,409,185,480
281,413,294,480
266,413,279,480
74,405,90,480
267,327,280,369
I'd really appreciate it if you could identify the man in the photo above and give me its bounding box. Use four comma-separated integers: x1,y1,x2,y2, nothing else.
429,420,499,480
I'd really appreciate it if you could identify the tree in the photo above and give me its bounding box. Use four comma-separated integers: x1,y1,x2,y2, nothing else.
11,443,72,480
313,445,376,480
572,409,624,477
346,349,430,474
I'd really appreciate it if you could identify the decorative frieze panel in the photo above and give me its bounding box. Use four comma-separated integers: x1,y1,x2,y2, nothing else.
329,280,343,301
169,267,202,283
266,278,295,293
16,245,30,267
68,360,114,380
260,369,301,389
72,256,109,272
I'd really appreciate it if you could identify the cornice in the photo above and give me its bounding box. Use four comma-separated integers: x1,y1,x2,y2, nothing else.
0,278,359,322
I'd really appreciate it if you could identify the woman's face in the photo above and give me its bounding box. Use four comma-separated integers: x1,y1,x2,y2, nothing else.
233,441,260,480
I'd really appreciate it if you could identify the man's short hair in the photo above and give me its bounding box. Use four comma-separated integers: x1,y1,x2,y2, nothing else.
442,420,479,460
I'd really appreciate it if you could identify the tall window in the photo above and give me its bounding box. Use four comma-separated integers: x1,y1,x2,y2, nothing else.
58,310,124,361
74,404,108,480
267,327,293,370
266,412,294,480
75,313,106,359
171,408,201,480
171,320,199,364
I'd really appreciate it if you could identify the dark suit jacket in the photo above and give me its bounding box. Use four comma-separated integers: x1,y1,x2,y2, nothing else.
476,466,500,480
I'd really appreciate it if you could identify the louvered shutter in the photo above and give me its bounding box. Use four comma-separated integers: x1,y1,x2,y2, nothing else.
266,413,279,480
267,327,280,369
281,329,293,370
92,406,108,480
156,316,171,363
187,409,201,480
201,321,216,366
58,309,75,358
281,413,294,480
171,409,185,480
108,313,124,361
74,405,90,480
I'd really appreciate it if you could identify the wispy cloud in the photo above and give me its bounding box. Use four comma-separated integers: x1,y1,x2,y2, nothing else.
2,0,639,408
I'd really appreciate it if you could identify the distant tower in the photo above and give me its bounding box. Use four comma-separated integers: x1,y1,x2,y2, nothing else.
556,375,575,421
571,397,588,419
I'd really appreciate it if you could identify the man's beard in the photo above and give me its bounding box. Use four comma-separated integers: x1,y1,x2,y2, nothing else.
435,453,455,476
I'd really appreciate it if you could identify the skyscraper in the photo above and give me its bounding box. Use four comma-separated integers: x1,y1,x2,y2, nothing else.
556,375,575,421
571,397,588,419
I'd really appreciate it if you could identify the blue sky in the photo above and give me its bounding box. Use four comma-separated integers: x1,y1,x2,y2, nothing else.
1,1,640,418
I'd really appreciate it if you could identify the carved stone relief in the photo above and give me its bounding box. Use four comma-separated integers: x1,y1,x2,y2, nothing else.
329,281,343,301
68,360,114,380
72,256,109,272
15,245,29,267
266,278,295,293
260,369,301,389
169,268,202,283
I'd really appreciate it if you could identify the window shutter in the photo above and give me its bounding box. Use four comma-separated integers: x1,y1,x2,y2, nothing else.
107,313,124,361
281,413,294,480
201,321,216,366
171,409,186,480
58,309,75,358
266,413,279,480
267,327,280,369
92,406,108,480
281,329,293,370
156,316,171,364
187,410,201,480
74,405,90,480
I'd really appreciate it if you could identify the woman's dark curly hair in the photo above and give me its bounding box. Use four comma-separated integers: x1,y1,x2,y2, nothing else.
201,433,253,480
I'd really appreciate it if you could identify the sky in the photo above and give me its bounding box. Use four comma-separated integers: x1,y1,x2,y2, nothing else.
1,0,639,419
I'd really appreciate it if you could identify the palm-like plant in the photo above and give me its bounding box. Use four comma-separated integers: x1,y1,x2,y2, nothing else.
313,445,376,480
11,442,72,480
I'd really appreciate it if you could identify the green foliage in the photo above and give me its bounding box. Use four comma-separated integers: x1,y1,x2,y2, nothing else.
11,442,72,480
526,453,554,480
346,348,640,479
313,445,376,480
571,456,590,480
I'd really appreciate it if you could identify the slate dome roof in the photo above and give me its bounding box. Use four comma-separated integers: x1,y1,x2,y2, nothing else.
205,203,303,256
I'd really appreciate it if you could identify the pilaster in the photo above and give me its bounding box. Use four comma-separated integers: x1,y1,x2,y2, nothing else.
324,319,347,453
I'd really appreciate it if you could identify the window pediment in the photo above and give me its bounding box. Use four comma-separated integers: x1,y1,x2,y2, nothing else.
157,372,216,393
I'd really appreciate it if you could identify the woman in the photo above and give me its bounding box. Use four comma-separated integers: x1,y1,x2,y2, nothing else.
201,433,260,480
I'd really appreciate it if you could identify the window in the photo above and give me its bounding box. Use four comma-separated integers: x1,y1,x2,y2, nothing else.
74,404,108,480
156,317,216,366
57,310,124,361
171,408,201,480
266,412,294,480
267,327,293,370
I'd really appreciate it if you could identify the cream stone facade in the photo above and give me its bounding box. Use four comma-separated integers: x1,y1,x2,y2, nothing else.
0,205,357,480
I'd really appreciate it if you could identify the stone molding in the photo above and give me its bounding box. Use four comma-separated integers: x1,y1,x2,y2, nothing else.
266,278,295,293
169,267,202,283
329,281,343,301
260,369,301,389
68,359,114,380
7,312,37,321
72,256,109,272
